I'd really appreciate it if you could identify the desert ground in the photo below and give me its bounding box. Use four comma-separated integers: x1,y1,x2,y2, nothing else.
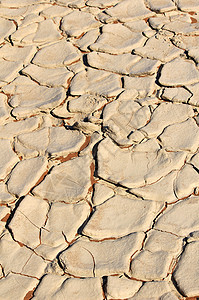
0,0,199,299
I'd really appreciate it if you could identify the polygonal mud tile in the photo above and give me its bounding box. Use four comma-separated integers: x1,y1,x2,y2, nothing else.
174,164,199,199
163,20,199,35
141,102,194,138
32,19,61,44
47,127,86,157
159,118,199,152
0,139,19,180
70,68,123,97
59,232,144,277
134,36,183,62
106,276,142,299
32,40,80,68
129,281,180,300
0,44,36,64
42,200,90,244
130,250,172,280
33,155,92,203
130,229,183,281
90,23,146,54
174,0,199,12
7,156,48,197
145,230,183,254
173,241,199,297
92,182,115,206
11,23,38,45
0,60,23,86
155,196,199,236
0,116,41,139
61,10,99,37
15,127,86,158
123,75,156,97
188,47,199,65
0,17,16,43
187,82,199,106
68,94,107,114
0,273,38,300
33,275,104,300
105,0,154,22
87,52,142,75
130,170,178,203
83,194,160,239
97,137,186,189
102,97,151,145
159,57,199,86
161,87,191,103
146,0,176,12
0,232,47,278
8,195,49,248
22,64,73,88
74,28,99,52
40,5,71,18
0,182,15,204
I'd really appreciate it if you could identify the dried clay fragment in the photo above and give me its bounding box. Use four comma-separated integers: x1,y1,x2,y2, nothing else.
105,0,154,22
33,275,104,300
59,232,144,277
159,57,199,86
33,155,91,203
83,194,159,239
90,23,145,55
8,195,49,248
7,156,48,197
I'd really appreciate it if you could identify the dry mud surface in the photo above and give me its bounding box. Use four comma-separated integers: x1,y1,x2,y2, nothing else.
0,0,199,299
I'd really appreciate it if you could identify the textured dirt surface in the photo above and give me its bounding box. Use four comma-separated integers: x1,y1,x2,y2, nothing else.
0,0,199,299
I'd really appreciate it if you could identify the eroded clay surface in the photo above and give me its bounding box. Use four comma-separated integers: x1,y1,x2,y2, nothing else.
0,0,199,299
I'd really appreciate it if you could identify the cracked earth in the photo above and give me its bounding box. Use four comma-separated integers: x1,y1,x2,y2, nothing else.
0,0,199,299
